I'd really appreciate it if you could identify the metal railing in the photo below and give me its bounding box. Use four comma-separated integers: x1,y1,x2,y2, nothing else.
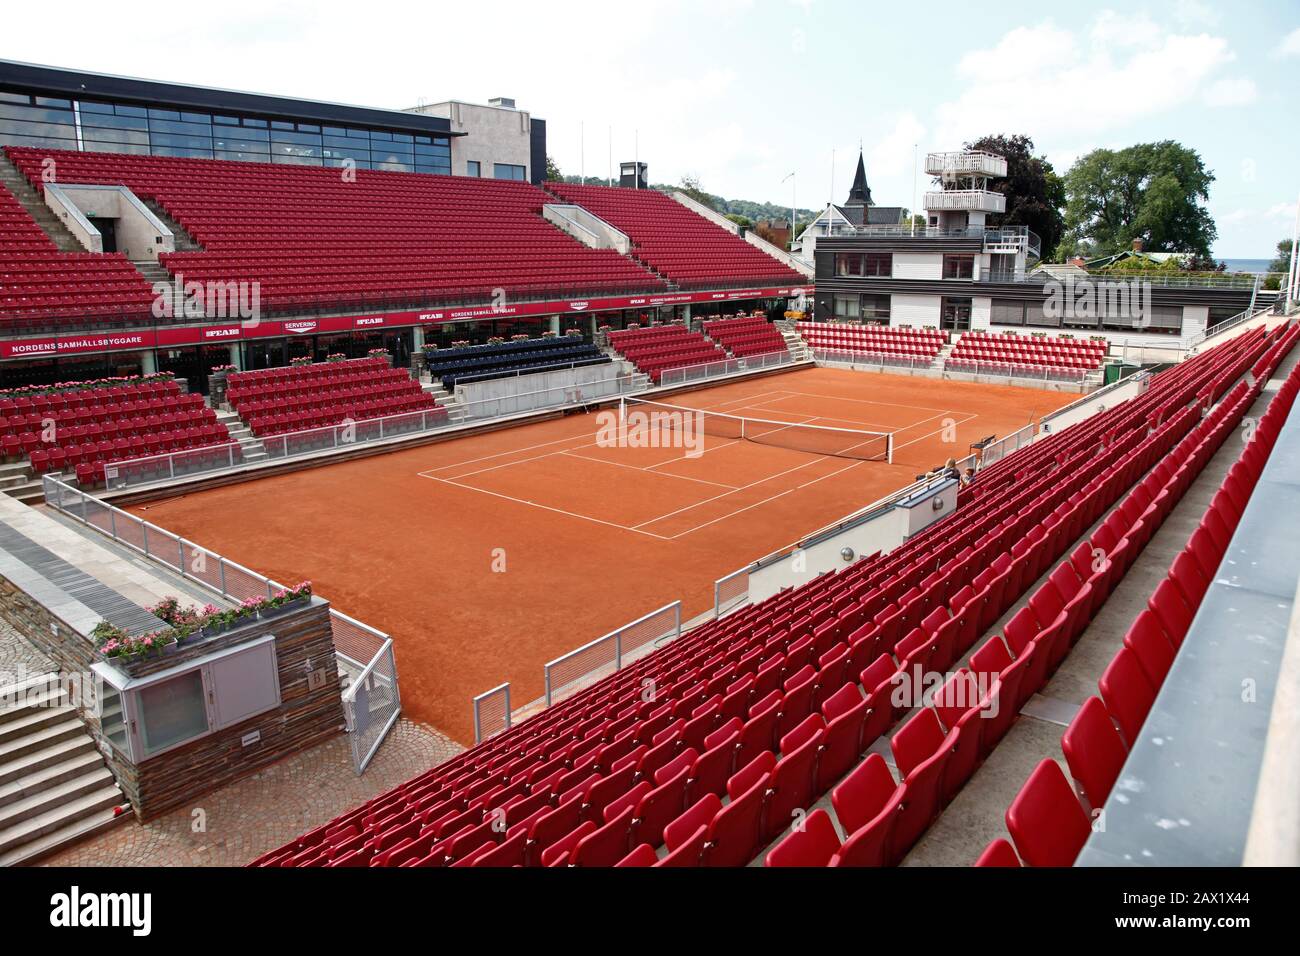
714,567,750,618
978,423,1035,468
923,189,1006,213
544,602,681,707
41,473,399,773
984,269,1266,290
943,358,1091,385
812,348,938,372
472,683,511,744
657,349,795,387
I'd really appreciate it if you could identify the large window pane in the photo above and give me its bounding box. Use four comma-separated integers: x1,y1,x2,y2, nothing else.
138,670,208,755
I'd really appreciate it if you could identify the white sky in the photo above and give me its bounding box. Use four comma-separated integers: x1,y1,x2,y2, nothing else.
4,0,1298,257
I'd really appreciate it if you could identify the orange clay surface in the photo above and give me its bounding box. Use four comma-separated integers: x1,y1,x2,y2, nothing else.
128,366,1075,744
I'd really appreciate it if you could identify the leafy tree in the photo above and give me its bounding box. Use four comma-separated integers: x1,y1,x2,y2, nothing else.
1062,142,1217,258
725,213,754,230
1265,238,1293,290
545,155,563,182
964,134,1065,257
678,174,716,211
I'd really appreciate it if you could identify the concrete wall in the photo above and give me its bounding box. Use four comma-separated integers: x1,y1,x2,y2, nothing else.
418,100,533,180
542,204,631,254
892,293,942,328
45,184,174,261
971,295,992,331
893,251,943,281
1181,304,1210,341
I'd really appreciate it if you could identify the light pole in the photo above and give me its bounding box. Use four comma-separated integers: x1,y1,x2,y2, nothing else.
783,172,796,252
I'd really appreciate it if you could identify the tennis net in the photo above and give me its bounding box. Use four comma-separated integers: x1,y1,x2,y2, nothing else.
619,397,893,463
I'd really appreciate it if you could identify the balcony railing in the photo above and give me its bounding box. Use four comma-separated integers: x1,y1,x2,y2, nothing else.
924,189,1007,214
925,150,1008,179
981,270,1263,290
841,223,1039,257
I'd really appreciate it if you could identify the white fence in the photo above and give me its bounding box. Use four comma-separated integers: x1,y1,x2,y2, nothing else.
543,602,681,707
978,423,1036,468
458,367,637,420
472,682,511,744
41,473,400,773
658,349,795,387
812,349,936,373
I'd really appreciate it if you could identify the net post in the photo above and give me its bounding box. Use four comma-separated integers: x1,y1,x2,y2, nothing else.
887,433,894,464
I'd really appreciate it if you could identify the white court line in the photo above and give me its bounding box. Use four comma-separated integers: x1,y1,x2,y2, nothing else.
670,458,869,538
560,451,739,489
891,412,980,452
781,388,951,414
631,453,834,529
417,473,674,540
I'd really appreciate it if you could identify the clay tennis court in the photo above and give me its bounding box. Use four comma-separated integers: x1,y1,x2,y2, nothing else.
128,366,1076,744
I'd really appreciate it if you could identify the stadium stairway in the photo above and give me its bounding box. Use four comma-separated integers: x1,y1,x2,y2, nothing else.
0,461,44,506
0,152,86,253
0,671,128,867
214,409,269,466
138,197,203,252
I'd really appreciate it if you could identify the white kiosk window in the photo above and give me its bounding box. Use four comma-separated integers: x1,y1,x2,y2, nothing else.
93,635,282,761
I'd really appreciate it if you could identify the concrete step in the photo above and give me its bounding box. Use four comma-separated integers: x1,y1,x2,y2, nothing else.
0,749,107,808
0,671,60,706
0,803,124,867
0,731,97,789
0,763,116,829
0,717,91,769
0,705,76,746
0,687,67,726
0,782,124,857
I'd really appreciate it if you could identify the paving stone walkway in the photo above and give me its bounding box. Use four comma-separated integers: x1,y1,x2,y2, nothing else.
36,718,463,867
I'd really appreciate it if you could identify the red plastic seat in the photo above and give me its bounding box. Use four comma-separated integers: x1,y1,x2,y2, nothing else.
765,808,840,867
974,837,1021,867
1098,646,1157,748
1005,759,1091,867
1061,696,1128,810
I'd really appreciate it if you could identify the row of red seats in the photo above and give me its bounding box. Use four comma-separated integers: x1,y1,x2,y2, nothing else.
960,330,1107,353
4,146,669,327
545,182,805,288
250,329,1279,868
984,332,1298,866
705,317,788,358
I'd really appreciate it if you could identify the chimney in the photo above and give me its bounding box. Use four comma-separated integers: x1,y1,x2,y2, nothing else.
1131,237,1145,253
488,97,516,109
1068,256,1087,269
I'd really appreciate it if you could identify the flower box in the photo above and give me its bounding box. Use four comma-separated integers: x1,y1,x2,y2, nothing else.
257,596,310,620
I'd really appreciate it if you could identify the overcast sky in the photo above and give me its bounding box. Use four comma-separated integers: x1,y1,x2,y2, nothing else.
5,0,1297,257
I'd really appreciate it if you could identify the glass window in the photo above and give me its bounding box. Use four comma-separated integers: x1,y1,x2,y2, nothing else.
0,118,77,139
369,130,392,141
298,123,320,133
466,160,481,177
84,140,149,155
152,145,216,159
1026,302,1061,328
114,104,148,117
150,132,215,150
493,163,526,180
833,294,860,319
77,100,115,114
0,90,30,105
864,253,892,277
322,126,347,137
414,135,431,144
83,126,150,146
212,114,240,125
98,681,130,756
943,255,974,280
861,294,891,320
148,118,212,136
138,669,209,756
242,117,268,128
834,253,863,277
147,108,181,120
83,112,149,131
35,96,72,109
391,133,413,143
0,103,78,125
180,112,211,124
346,127,370,139
271,120,295,131
212,137,270,153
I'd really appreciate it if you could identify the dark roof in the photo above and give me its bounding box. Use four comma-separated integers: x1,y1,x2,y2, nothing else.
0,59,461,136
866,206,904,225
844,150,872,208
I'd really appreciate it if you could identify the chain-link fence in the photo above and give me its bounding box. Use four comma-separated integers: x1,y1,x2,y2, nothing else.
811,349,937,372
472,682,511,744
544,602,681,707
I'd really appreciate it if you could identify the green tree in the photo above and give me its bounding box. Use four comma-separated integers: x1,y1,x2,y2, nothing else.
1265,238,1293,290
964,134,1065,258
1062,141,1217,258
725,213,753,230
545,155,563,182
679,174,716,211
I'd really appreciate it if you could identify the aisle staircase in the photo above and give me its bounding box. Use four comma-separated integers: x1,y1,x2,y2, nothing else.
0,672,127,866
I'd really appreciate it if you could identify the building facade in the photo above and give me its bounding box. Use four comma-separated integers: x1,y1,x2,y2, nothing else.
812,149,1259,342
404,97,546,185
